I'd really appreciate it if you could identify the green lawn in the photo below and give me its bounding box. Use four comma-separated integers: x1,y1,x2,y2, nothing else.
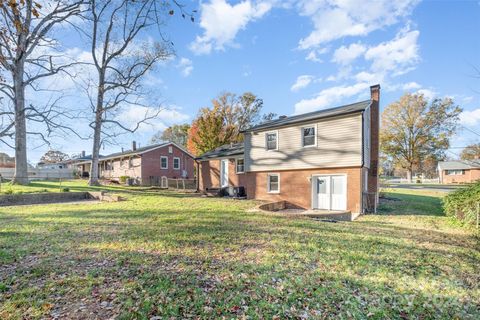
0,182,479,319
0,179,147,194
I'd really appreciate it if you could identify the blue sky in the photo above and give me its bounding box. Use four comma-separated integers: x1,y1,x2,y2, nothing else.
4,0,480,163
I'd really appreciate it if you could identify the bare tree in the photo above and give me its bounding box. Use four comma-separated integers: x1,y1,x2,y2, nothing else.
84,0,178,185
0,0,85,184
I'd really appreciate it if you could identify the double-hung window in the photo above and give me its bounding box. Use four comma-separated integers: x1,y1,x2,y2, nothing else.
266,132,278,150
267,174,280,193
173,157,180,170
302,126,316,147
160,156,168,169
236,158,245,173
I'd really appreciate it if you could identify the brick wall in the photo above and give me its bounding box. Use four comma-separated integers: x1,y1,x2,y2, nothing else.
198,158,248,190
244,167,363,213
441,168,480,184
141,144,195,183
99,144,195,185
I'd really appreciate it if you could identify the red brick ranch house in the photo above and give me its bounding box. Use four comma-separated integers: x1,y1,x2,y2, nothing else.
196,85,380,215
75,142,195,185
437,160,480,184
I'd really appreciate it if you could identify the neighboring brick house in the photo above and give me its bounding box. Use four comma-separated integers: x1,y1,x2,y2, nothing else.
76,142,195,185
438,160,480,184
196,85,380,215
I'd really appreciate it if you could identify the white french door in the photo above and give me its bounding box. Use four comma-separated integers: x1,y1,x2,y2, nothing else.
313,175,347,211
220,159,229,187
316,176,330,210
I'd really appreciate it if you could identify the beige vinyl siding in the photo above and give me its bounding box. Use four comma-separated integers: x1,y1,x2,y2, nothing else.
363,105,371,168
245,113,363,172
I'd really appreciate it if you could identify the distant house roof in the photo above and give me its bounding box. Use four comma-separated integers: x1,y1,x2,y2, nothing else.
243,100,371,132
76,142,194,164
438,160,480,171
196,143,244,160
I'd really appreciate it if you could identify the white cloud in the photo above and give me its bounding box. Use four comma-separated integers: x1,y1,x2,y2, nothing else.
189,0,273,54
305,47,329,62
365,28,420,75
460,108,480,127
177,58,193,77
332,42,366,65
402,81,422,90
297,0,419,50
383,81,422,92
294,82,370,114
416,88,436,101
305,50,322,62
353,71,380,83
291,75,315,92
115,105,190,133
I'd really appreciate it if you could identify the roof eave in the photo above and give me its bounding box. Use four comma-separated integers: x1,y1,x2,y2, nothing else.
243,102,370,133
195,151,244,161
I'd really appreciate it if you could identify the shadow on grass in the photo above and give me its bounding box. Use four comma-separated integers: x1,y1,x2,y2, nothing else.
15,181,201,198
2,213,479,319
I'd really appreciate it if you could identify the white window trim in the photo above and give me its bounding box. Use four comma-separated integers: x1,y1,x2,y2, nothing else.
173,157,180,170
301,124,317,148
310,173,348,211
267,173,280,194
160,156,168,169
446,169,464,176
265,130,279,151
236,158,245,174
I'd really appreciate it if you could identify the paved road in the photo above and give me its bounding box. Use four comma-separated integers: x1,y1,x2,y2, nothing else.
385,183,464,193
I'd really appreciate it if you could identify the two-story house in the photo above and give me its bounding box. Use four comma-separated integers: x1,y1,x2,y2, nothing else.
196,85,380,216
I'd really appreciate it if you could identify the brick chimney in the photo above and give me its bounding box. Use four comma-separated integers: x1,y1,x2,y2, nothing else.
132,141,137,151
81,150,86,158
368,84,380,206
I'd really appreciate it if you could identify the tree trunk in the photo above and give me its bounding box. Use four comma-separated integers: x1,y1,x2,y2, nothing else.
406,168,413,183
88,75,105,186
12,63,29,185
88,110,102,186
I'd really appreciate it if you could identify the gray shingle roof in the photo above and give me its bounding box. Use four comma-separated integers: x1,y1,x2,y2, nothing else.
100,142,170,160
244,100,371,132
74,142,193,164
438,160,480,170
196,143,244,160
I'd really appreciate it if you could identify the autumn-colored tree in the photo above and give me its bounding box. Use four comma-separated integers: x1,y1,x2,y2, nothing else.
460,143,480,161
187,104,237,156
151,124,190,147
186,92,265,156
39,150,70,164
186,121,199,155
380,93,462,181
